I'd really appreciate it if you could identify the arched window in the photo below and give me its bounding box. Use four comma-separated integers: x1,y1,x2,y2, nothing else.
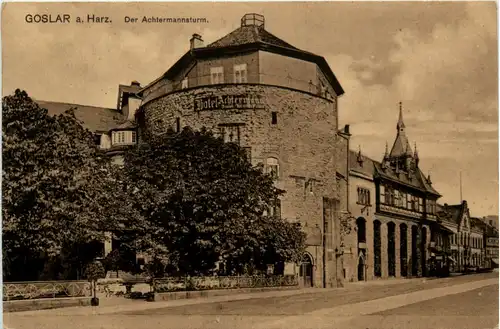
266,157,279,180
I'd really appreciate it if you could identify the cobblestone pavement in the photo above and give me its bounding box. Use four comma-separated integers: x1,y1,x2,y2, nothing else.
4,273,498,329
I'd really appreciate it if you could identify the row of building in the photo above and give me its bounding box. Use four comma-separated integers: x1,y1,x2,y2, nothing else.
37,13,499,287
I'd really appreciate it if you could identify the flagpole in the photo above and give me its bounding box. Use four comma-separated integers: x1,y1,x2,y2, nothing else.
460,171,463,202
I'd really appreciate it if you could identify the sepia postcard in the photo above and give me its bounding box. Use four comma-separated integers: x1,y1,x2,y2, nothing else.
1,2,499,329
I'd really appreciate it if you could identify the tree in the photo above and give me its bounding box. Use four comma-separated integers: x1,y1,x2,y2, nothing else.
84,261,105,305
2,90,138,279
102,247,137,276
123,127,305,276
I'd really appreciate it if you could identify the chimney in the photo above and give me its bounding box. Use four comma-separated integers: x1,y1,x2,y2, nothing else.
190,34,204,50
131,81,141,87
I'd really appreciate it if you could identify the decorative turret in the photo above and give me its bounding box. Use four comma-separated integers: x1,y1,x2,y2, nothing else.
397,101,405,133
427,173,432,184
388,102,412,158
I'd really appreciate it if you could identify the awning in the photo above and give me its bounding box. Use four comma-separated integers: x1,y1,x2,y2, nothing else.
492,259,499,265
448,256,457,264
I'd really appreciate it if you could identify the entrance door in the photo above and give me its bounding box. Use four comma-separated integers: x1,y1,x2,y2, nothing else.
300,254,314,287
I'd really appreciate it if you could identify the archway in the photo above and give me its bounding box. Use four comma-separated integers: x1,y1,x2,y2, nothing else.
373,220,382,277
358,251,366,281
421,227,427,276
400,223,408,277
299,253,314,287
411,226,418,276
387,222,396,277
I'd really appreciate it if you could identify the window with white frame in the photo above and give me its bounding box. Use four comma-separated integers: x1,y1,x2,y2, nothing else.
112,131,137,145
266,157,279,180
181,77,188,89
210,67,224,84
233,64,247,83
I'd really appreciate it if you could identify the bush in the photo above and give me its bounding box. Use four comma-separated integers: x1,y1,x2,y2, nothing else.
84,261,106,281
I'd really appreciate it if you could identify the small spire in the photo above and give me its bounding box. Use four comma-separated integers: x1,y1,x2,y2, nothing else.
397,101,405,131
427,172,432,184
414,142,419,159
384,141,388,156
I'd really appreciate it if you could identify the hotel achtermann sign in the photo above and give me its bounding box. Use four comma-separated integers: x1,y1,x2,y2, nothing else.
194,94,265,111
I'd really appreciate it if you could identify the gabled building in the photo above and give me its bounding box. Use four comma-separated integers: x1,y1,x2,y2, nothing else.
36,80,142,167
36,81,142,257
439,202,486,272
345,103,450,282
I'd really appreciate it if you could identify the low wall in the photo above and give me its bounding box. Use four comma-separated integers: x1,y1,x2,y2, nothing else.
4,297,91,313
154,285,299,302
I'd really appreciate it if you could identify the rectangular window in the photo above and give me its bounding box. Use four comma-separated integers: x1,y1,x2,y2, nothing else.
266,158,279,180
181,77,188,89
132,131,137,143
380,185,385,204
270,199,281,219
175,118,181,133
233,64,247,83
210,67,224,84
271,112,278,125
419,198,424,213
218,124,241,144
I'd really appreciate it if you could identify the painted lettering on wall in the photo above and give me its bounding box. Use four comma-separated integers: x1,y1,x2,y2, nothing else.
194,94,265,111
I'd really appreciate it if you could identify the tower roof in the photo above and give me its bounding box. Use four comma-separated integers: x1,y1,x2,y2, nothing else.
139,14,344,98
397,101,405,130
389,101,412,157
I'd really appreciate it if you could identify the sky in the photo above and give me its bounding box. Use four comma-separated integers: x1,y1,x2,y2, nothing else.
2,2,498,217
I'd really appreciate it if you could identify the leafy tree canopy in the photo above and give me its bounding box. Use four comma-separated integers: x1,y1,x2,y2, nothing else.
2,90,138,260
123,127,305,276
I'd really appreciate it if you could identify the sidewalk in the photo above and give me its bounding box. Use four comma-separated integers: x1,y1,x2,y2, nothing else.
9,272,496,317
8,276,438,317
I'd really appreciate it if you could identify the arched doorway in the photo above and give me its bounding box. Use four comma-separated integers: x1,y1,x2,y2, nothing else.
299,253,314,287
358,251,366,281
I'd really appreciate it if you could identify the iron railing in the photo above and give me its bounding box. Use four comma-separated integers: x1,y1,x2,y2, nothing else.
152,274,298,293
3,280,92,301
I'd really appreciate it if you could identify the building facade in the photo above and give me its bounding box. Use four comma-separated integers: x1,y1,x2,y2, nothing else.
131,14,348,288
483,222,499,269
438,202,487,272
344,104,449,282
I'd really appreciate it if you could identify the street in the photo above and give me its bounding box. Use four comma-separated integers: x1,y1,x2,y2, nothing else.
4,273,498,329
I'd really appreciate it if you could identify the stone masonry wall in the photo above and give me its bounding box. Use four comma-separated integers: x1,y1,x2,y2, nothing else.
141,84,341,287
